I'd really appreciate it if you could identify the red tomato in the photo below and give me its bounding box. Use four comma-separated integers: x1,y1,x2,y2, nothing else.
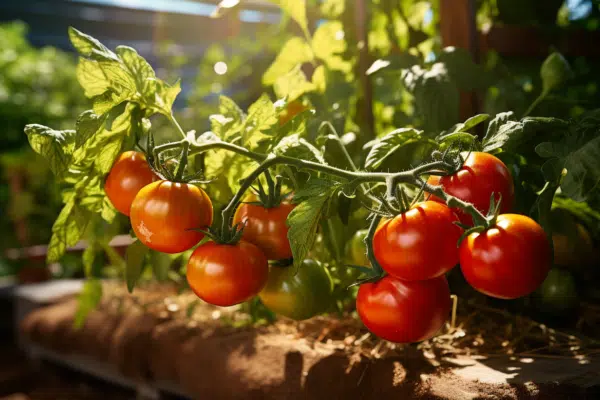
427,152,514,225
186,240,269,306
233,195,295,260
130,180,213,253
356,275,451,343
373,201,462,281
459,214,551,299
104,151,157,216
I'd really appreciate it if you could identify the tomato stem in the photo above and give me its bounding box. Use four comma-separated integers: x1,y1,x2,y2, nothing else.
170,113,188,139
364,209,385,278
174,140,189,181
419,179,490,228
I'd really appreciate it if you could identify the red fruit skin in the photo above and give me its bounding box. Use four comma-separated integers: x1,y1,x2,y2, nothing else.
104,151,158,216
459,214,551,299
373,201,463,281
356,275,451,343
130,180,213,254
187,240,269,307
427,152,514,225
233,198,295,260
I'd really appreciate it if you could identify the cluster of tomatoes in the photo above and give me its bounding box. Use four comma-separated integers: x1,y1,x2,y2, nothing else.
105,151,331,318
105,150,551,344
356,152,551,343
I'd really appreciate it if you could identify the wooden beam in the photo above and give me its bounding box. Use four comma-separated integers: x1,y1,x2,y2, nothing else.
439,0,479,120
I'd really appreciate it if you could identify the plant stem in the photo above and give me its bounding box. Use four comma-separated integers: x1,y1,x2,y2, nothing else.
170,113,188,139
364,210,384,276
174,140,189,181
419,179,489,227
523,90,549,118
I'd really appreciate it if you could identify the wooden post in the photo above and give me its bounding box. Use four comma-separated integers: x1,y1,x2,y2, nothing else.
439,0,479,120
355,0,375,138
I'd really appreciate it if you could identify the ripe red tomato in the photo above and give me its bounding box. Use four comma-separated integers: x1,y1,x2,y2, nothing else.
356,275,451,343
104,151,158,216
459,214,551,299
187,240,269,306
427,152,514,225
130,180,213,253
373,201,462,281
233,195,295,260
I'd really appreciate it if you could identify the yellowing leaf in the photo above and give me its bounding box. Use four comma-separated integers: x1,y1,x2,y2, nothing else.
263,37,313,85
274,66,315,101
268,0,308,36
312,21,346,62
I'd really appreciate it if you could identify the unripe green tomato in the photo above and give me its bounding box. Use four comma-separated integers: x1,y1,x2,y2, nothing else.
346,229,370,267
259,259,333,320
536,268,578,315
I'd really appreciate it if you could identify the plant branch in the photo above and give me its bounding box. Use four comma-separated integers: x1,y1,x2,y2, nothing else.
418,179,489,227
365,210,384,276
170,113,188,139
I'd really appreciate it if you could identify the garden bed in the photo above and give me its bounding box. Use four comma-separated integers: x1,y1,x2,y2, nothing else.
18,282,600,399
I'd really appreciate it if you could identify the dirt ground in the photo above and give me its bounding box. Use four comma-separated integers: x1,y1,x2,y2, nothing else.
12,284,600,399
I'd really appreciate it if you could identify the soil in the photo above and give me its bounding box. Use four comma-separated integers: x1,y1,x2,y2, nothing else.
15,283,600,399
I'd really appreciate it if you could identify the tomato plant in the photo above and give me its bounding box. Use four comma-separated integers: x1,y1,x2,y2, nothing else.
356,275,451,343
549,208,595,269
345,229,369,267
24,16,600,338
373,201,462,281
427,152,514,225
104,151,157,216
459,214,551,299
130,180,213,253
259,259,333,320
535,268,579,315
233,194,295,260
187,240,268,307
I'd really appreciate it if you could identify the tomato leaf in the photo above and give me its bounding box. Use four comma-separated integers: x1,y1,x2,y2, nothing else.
71,28,180,117
321,0,345,18
82,242,99,277
402,63,460,134
482,112,520,152
287,179,341,268
74,279,103,329
272,134,325,164
210,95,246,142
75,111,106,149
364,128,426,169
47,198,90,262
534,111,600,202
125,240,148,293
438,47,493,91
448,114,490,134
69,27,119,62
24,124,76,180
242,93,279,148
267,0,309,37
274,66,316,102
262,37,314,86
312,21,350,73
74,103,135,174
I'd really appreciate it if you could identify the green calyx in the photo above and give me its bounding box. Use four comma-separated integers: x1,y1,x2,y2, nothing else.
195,223,245,246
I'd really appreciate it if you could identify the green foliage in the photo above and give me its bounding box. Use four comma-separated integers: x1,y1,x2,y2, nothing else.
125,240,149,293
25,28,182,262
288,179,342,268
364,128,428,169
74,279,103,328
